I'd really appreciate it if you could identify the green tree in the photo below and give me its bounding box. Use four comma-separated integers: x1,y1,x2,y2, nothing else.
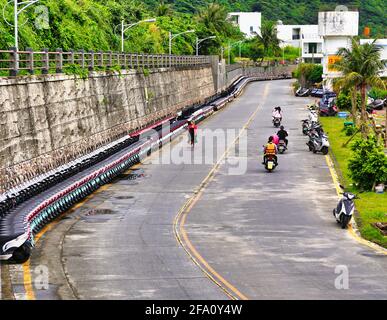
156,1,173,17
334,38,386,136
293,63,322,87
197,3,232,35
348,136,387,191
256,20,280,59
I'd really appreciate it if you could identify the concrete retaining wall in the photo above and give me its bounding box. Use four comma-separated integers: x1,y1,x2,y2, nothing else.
0,67,215,191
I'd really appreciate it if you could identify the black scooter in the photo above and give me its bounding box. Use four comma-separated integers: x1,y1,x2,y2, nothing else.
333,185,358,229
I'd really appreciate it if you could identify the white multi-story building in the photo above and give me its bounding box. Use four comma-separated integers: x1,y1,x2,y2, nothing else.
360,39,387,77
276,23,324,63
228,12,262,37
318,10,359,89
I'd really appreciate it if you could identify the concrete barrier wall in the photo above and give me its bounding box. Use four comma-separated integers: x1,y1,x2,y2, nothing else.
212,62,296,92
0,66,215,190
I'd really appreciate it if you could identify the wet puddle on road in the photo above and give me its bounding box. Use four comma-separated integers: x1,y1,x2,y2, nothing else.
114,195,135,200
85,209,116,216
117,168,148,180
112,168,150,186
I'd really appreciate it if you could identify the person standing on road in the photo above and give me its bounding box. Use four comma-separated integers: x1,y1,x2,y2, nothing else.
188,121,198,147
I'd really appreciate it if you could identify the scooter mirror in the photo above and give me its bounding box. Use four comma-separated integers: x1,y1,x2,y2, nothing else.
339,184,345,190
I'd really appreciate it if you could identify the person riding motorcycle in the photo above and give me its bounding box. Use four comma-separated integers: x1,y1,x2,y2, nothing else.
262,136,278,165
272,107,283,121
277,125,289,146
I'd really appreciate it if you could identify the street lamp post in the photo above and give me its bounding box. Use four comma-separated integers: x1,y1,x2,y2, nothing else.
169,30,195,67
169,30,195,55
195,36,216,56
225,40,243,65
119,18,156,52
2,0,39,50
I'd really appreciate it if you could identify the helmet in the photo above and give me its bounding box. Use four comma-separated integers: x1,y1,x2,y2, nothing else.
280,126,284,130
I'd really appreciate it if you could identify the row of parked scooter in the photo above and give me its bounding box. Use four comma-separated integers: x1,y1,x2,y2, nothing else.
300,105,358,229
0,135,136,218
301,106,330,155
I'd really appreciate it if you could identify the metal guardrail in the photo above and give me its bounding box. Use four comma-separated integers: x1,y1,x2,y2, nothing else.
0,47,211,76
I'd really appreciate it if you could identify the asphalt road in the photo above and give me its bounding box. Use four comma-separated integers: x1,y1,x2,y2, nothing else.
20,79,387,300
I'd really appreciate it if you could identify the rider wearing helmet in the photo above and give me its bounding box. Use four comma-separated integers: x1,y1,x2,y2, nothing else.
277,125,289,146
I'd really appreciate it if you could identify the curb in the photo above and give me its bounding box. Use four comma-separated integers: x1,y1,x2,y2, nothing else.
325,154,387,255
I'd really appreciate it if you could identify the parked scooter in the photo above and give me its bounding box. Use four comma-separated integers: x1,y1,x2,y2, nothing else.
319,98,338,117
333,185,358,229
295,87,310,97
301,119,311,135
308,110,319,123
367,98,386,112
307,125,330,155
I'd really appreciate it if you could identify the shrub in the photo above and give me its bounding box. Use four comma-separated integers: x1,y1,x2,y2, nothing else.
369,87,387,100
343,125,357,136
336,91,361,111
64,64,89,79
293,63,323,87
348,136,387,191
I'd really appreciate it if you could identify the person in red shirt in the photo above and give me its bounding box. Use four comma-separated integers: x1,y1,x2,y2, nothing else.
188,121,198,147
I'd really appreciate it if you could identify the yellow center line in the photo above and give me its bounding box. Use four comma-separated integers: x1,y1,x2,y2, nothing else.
22,81,264,300
174,83,270,300
325,155,387,256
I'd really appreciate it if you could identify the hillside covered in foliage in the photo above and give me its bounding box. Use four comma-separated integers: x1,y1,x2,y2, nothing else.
0,0,384,55
0,0,243,55
145,0,386,37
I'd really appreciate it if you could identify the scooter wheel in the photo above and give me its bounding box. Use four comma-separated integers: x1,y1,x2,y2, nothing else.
11,243,31,264
340,215,351,229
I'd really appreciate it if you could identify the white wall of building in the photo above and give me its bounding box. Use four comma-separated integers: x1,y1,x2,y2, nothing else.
276,24,320,47
228,12,262,37
276,24,323,63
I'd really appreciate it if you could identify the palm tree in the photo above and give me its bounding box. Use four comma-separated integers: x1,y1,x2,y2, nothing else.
334,38,386,137
197,3,229,34
256,20,280,59
156,1,173,17
333,38,363,126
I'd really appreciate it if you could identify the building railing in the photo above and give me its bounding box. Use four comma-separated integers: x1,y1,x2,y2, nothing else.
0,47,212,76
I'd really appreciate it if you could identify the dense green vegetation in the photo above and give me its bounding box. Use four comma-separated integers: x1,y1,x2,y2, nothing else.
0,0,244,56
0,0,384,55
145,0,386,37
293,63,323,87
320,117,387,248
333,38,385,136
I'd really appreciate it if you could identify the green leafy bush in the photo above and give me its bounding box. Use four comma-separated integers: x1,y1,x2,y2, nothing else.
336,91,361,111
343,125,356,136
64,64,89,79
293,63,323,87
348,136,387,191
369,87,387,100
